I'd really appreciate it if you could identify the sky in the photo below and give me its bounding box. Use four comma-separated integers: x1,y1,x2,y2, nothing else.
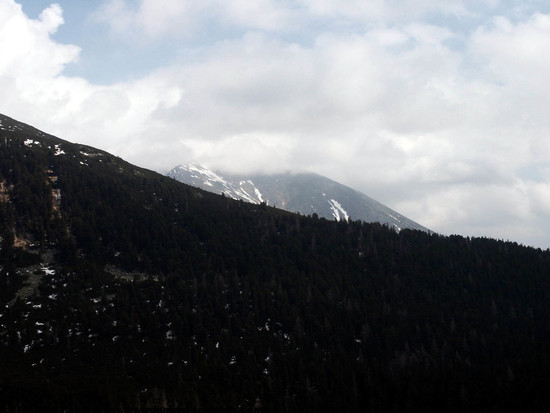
1,0,550,248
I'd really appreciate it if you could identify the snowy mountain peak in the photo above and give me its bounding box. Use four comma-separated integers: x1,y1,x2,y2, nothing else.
176,164,228,186
167,164,429,231
169,164,264,205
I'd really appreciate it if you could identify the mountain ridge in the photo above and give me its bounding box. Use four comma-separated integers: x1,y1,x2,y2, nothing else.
168,163,429,232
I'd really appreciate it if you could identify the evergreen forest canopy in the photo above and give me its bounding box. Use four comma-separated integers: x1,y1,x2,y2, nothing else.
1,113,550,411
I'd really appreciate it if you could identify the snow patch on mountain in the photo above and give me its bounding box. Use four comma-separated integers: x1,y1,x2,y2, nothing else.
24,139,40,147
254,187,264,203
387,213,404,232
188,164,228,187
54,144,65,156
327,199,349,222
170,164,265,205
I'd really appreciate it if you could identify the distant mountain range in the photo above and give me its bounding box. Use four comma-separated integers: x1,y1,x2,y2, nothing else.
167,164,429,232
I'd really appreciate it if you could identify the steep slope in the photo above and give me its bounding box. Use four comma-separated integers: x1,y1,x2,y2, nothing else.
168,164,428,232
2,114,550,411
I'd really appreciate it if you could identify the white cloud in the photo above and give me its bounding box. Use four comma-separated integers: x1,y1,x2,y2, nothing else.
95,0,296,40
96,0,198,38
0,0,185,166
0,1,79,79
0,0,87,132
301,0,476,23
471,13,550,86
37,2,64,32
216,0,295,31
94,0,493,42
468,12,550,168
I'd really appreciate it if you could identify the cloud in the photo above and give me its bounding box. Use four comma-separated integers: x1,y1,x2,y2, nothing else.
150,26,469,176
0,1,79,79
0,0,185,166
468,12,550,169
301,0,477,22
95,0,197,38
95,0,295,40
471,13,550,88
95,0,492,41
0,0,88,133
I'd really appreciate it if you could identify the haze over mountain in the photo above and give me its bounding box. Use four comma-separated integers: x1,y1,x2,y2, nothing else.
2,113,550,411
168,164,429,232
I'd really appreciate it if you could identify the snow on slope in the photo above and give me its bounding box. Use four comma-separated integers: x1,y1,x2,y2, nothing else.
169,164,263,204
167,164,429,231
326,197,350,221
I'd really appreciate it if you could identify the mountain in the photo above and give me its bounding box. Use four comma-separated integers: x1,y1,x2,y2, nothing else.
167,164,428,232
2,113,550,411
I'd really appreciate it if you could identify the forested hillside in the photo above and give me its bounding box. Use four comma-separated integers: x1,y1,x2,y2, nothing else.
1,114,550,411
